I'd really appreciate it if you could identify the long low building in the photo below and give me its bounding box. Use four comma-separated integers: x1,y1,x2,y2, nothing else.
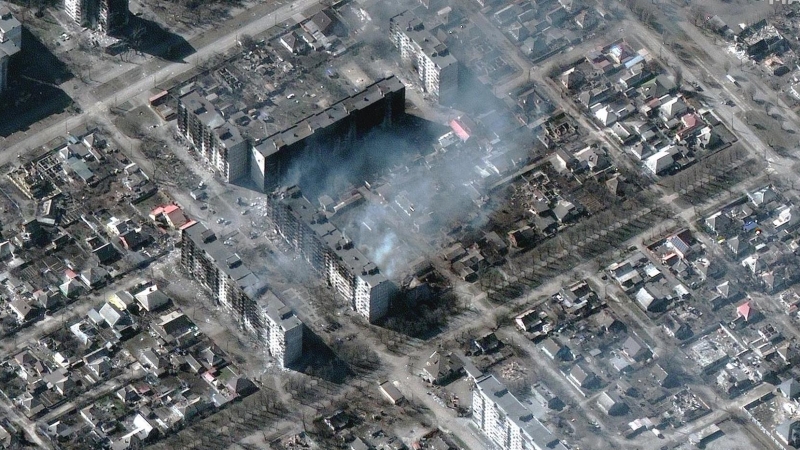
251,75,406,192
181,221,303,367
472,374,568,450
267,186,394,323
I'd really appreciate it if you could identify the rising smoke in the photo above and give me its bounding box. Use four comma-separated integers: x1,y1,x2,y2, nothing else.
268,0,539,281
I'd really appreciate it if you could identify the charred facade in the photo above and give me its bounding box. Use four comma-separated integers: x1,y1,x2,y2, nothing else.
267,186,394,323
177,90,250,183
181,221,303,367
250,75,406,192
389,10,458,105
64,0,128,33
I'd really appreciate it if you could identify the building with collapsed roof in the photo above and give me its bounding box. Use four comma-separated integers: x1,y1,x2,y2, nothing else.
180,222,302,366
389,10,458,105
267,186,394,323
177,90,250,182
251,76,405,191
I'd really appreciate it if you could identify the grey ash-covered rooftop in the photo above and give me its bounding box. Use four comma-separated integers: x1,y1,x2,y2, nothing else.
254,76,405,158
180,90,224,128
475,374,567,450
280,187,388,286
0,6,20,58
180,90,246,149
390,10,457,71
261,290,302,332
183,221,264,297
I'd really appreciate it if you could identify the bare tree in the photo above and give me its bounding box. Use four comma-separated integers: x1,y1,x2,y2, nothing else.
129,22,146,54
746,84,757,101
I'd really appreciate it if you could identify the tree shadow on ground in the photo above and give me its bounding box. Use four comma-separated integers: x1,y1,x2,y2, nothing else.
111,16,195,62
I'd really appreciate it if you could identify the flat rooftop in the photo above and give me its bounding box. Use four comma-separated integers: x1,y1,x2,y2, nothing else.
183,221,265,296
279,186,388,287
475,374,567,450
390,10,457,71
254,76,405,158
261,290,301,332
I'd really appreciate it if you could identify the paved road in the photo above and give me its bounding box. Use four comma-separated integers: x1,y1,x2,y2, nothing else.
619,15,797,184
376,346,492,450
0,387,50,449
2,0,322,159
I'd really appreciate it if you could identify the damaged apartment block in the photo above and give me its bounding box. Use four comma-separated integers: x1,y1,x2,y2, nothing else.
176,76,406,189
252,76,405,192
181,221,302,367
267,186,395,324
64,0,129,34
177,91,250,183
389,10,458,105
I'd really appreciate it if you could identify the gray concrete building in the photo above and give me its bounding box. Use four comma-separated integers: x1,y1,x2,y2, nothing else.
177,90,250,183
181,221,303,367
65,0,128,33
472,374,568,450
0,6,21,94
389,10,458,105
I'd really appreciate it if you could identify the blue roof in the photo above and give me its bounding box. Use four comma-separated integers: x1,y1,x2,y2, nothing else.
624,54,645,68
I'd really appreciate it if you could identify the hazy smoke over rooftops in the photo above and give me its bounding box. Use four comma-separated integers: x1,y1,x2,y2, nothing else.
277,117,489,280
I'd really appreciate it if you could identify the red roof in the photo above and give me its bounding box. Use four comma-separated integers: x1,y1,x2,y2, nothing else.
65,269,77,280
737,301,752,321
165,209,188,228
449,119,472,141
179,220,197,230
680,113,701,129
151,204,180,215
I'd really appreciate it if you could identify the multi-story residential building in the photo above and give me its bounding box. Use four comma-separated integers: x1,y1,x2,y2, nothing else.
389,10,458,105
0,6,21,94
177,90,250,183
267,187,394,323
251,75,406,192
262,290,303,367
472,375,568,450
98,0,129,33
181,221,303,366
181,221,263,318
65,0,128,33
64,0,88,26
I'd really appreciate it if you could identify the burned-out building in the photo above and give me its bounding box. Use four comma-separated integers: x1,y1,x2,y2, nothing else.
0,7,21,95
251,76,406,192
180,222,303,366
260,290,303,367
177,91,250,183
65,0,128,34
267,186,394,323
181,221,261,311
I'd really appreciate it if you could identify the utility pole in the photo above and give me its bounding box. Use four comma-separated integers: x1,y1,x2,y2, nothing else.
730,108,734,132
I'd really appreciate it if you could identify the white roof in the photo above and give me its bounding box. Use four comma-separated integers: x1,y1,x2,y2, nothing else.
644,146,678,174
594,106,617,126
134,286,170,311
